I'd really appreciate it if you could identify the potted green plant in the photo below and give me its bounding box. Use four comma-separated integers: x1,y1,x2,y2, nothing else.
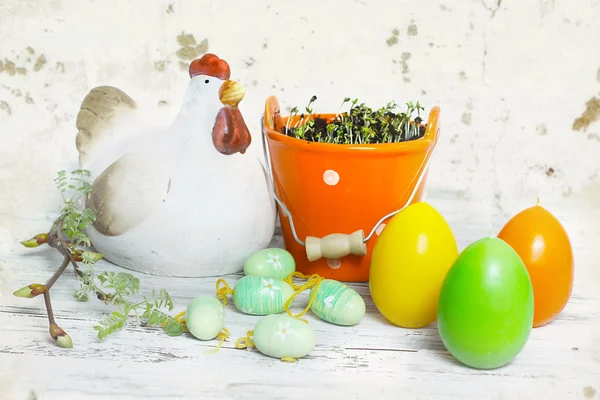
261,95,440,282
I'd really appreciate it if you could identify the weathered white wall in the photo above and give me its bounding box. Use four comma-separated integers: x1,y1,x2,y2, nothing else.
1,0,599,251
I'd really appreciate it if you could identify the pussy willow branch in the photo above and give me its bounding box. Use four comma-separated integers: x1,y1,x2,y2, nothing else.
45,256,70,293
37,254,72,347
27,218,73,337
45,218,111,301
30,218,109,347
43,290,56,325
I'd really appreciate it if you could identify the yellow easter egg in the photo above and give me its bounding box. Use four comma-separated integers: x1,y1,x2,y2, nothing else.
369,201,458,328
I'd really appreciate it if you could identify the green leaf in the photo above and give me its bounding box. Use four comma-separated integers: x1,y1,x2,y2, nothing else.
142,308,152,320
162,318,184,337
81,208,96,222
71,168,91,177
74,287,90,302
113,272,140,296
81,251,103,264
146,310,167,327
94,310,128,340
163,290,174,310
97,271,113,286
147,310,159,326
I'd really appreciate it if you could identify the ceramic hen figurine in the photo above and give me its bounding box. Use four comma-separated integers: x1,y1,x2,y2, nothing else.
74,53,276,277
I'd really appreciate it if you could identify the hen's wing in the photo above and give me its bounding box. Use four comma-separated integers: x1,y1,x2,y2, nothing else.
85,152,171,236
75,86,138,166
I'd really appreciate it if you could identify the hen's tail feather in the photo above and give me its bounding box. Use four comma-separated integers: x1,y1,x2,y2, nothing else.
75,86,137,166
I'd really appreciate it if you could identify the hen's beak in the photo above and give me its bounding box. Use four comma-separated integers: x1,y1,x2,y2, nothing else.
219,80,246,107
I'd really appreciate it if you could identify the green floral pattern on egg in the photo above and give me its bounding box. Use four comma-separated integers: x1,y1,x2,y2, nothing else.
309,279,366,326
244,248,296,279
233,275,295,315
252,314,316,359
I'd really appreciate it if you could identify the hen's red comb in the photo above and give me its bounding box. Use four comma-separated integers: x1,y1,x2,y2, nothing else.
189,54,231,80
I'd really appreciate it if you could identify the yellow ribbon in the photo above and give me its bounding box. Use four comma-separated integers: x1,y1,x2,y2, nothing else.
283,271,324,320
216,279,234,306
235,330,255,349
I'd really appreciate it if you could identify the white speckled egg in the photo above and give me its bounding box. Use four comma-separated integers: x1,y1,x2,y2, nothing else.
185,295,224,340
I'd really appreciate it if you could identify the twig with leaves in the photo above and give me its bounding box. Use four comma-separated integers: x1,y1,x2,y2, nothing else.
14,169,185,348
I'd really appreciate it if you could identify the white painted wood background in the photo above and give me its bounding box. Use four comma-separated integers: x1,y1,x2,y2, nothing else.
1,189,599,400
1,0,600,398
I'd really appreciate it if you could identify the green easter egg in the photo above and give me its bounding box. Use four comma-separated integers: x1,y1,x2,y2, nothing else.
309,279,366,326
244,248,296,279
233,275,294,315
186,295,224,340
437,237,534,369
253,314,316,359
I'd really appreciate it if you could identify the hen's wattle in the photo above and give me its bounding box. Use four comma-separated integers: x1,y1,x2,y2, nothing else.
212,106,252,155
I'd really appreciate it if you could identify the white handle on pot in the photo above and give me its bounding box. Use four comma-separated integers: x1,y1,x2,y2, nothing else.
260,113,437,262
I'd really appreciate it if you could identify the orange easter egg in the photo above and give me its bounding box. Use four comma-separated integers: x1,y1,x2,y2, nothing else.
497,202,573,327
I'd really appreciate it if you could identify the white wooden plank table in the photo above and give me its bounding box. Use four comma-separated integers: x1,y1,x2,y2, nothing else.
1,189,599,400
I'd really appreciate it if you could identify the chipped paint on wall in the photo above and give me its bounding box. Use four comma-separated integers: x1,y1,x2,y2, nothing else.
1,101,12,115
0,0,599,250
1,51,55,77
572,97,600,132
583,386,596,399
461,112,472,125
3,60,16,76
386,29,399,46
155,60,167,72
537,123,548,135
33,55,46,72
461,99,473,126
175,33,209,61
407,22,418,36
400,52,411,74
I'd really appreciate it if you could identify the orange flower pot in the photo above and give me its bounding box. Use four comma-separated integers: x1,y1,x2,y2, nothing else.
261,95,440,282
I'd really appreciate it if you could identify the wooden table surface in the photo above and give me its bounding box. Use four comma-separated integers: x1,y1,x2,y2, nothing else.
1,189,599,400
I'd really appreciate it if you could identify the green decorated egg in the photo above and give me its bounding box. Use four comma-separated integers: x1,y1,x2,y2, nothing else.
309,279,366,326
244,248,296,279
233,275,295,315
253,314,316,359
185,295,224,340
